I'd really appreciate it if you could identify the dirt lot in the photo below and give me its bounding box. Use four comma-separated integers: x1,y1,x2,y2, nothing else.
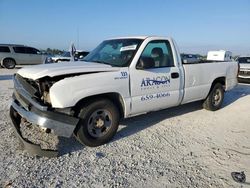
0,67,250,187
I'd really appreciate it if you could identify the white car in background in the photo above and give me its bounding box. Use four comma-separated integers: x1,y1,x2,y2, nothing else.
237,56,250,83
181,54,200,63
0,44,46,69
51,51,72,62
51,51,89,62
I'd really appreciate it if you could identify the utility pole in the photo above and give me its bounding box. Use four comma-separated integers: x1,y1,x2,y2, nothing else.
77,27,79,49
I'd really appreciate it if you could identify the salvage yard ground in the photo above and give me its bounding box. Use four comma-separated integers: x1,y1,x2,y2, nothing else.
0,67,250,187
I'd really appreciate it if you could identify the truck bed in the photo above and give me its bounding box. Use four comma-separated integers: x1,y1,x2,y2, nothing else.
182,61,238,104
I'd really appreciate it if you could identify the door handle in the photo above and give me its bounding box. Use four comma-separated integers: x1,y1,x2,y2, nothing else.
171,72,179,79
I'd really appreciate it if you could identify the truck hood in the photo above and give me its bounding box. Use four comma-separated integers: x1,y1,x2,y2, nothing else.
240,63,250,70
17,61,120,80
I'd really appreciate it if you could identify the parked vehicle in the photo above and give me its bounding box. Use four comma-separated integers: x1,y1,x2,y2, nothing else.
51,51,71,62
9,36,238,156
74,51,89,60
0,44,46,69
51,50,89,62
181,54,200,63
237,56,250,83
207,50,233,61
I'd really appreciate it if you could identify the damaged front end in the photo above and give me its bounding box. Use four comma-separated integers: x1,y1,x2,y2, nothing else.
9,74,79,157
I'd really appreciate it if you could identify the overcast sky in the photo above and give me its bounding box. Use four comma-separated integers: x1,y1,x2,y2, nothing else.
0,0,249,55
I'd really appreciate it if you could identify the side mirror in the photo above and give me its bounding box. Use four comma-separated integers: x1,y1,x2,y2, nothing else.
136,57,155,69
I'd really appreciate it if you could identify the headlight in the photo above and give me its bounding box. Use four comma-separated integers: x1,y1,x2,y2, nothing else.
42,91,51,104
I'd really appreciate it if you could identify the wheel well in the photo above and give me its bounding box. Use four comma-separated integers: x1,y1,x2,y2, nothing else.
210,77,226,92
212,77,225,87
205,77,225,99
1,57,16,65
73,93,125,119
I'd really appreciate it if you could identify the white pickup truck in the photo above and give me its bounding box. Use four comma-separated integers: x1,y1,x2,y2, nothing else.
9,36,238,156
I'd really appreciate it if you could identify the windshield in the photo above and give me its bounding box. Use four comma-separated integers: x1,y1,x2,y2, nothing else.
238,57,250,64
83,39,143,67
61,51,71,57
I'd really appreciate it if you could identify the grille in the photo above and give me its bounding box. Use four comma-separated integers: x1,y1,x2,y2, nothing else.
239,70,250,76
15,74,41,98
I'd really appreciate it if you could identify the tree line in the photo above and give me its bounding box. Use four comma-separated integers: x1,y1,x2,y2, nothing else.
40,48,64,55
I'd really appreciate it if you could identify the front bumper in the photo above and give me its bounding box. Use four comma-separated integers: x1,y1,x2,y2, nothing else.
9,74,80,157
9,106,58,157
238,69,250,83
238,77,250,83
238,69,250,78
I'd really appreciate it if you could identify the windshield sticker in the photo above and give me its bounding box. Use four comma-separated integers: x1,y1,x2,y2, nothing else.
120,45,137,52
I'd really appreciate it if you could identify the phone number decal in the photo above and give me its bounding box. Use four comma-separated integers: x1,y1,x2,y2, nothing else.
141,92,170,101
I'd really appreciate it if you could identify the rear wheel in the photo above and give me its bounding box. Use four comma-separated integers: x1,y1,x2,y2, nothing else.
203,83,224,111
74,99,120,147
2,58,16,69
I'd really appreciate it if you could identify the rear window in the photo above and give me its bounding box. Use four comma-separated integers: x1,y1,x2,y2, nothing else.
26,47,40,54
238,57,250,64
13,47,40,54
13,47,26,53
0,46,10,53
75,51,89,59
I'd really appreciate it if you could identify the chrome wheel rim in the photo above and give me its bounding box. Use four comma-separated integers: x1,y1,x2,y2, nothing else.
212,89,222,106
87,109,112,138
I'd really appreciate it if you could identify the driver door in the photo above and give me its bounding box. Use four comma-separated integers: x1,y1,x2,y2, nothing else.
130,40,182,114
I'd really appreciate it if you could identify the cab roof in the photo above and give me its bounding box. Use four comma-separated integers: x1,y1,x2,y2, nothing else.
107,36,171,40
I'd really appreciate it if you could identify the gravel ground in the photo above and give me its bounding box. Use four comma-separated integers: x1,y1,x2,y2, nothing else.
0,67,250,188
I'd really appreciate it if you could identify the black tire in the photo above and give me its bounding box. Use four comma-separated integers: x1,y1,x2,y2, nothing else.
74,98,120,147
203,83,224,111
2,58,16,69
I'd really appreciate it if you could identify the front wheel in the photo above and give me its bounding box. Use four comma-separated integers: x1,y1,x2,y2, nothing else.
74,99,120,147
203,83,224,111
